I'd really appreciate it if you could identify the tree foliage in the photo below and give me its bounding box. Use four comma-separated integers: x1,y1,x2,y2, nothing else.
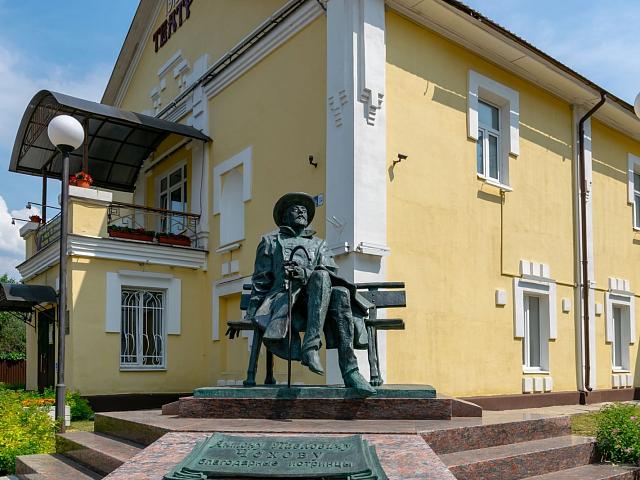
0,274,26,356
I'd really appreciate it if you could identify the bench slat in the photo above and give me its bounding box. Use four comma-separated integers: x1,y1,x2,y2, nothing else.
227,320,254,330
365,318,405,329
358,290,406,308
355,282,405,289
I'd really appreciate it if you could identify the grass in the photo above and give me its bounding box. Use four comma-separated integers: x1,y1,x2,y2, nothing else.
68,420,94,432
571,412,599,436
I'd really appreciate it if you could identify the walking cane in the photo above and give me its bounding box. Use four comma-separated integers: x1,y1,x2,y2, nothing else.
285,245,311,388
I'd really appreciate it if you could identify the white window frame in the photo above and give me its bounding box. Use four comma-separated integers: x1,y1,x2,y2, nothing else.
522,294,543,370
120,287,166,370
477,99,502,183
468,70,519,189
106,271,181,370
213,147,252,247
627,153,640,230
514,261,557,374
605,278,636,373
156,161,188,234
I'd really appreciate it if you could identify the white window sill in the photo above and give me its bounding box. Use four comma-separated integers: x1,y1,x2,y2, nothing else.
216,241,243,253
612,368,630,373
477,174,513,192
522,367,550,374
633,226,640,232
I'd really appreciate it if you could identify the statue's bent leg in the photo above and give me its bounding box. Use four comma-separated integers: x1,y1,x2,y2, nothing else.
329,287,377,396
302,270,331,374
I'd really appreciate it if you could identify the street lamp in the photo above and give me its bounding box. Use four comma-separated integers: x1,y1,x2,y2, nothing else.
47,115,84,431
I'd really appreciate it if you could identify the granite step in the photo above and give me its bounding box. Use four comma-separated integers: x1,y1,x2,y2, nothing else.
440,435,596,480
422,416,571,454
56,431,143,476
526,463,640,479
14,453,101,480
94,412,168,446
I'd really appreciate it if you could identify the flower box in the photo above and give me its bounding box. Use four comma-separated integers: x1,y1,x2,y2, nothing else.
157,235,192,247
107,226,155,242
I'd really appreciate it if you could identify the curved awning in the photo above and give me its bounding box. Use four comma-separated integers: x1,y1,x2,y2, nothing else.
0,283,57,313
9,90,210,192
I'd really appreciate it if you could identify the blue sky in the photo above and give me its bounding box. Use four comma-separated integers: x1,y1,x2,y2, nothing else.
0,0,638,278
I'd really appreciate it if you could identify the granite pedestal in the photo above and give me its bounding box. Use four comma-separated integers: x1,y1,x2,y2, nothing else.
173,385,481,420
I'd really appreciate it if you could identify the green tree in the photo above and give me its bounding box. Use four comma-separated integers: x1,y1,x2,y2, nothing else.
0,274,26,356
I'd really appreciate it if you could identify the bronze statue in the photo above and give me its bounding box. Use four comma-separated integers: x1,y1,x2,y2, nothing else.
245,192,376,396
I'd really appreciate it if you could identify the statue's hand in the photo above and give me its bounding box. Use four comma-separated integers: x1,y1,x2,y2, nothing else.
284,261,306,280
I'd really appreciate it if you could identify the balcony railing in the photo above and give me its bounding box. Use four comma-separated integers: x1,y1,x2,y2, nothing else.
35,213,61,252
106,202,202,249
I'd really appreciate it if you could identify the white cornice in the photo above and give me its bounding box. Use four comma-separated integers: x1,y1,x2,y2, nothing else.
17,242,59,281
68,235,207,269
203,1,322,100
17,235,208,280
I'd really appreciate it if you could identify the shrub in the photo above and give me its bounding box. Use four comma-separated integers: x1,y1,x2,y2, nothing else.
66,391,94,421
0,389,55,474
595,403,640,464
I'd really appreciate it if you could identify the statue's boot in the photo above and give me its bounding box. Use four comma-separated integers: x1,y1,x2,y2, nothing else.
343,369,377,397
301,348,324,375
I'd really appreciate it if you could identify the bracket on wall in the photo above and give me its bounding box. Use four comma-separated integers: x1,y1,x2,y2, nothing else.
308,155,318,168
393,153,407,167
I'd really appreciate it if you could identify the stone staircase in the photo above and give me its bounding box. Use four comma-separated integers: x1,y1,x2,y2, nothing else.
424,416,640,479
13,412,640,479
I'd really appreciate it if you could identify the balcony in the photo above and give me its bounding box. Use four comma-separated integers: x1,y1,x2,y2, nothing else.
18,187,208,281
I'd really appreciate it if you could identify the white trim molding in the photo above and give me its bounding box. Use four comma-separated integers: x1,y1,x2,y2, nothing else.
627,153,640,228
69,235,207,269
468,70,520,156
605,277,635,345
105,270,181,334
514,260,557,373
16,242,59,281
212,276,250,341
213,147,252,215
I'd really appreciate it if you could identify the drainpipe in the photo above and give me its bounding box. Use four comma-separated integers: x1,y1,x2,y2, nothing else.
578,92,606,393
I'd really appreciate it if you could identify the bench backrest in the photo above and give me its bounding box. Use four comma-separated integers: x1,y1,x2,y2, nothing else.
239,282,405,311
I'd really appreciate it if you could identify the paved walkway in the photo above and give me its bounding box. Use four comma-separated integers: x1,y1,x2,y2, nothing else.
495,400,640,418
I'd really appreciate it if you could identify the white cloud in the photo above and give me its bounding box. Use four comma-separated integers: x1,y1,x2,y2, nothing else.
0,41,111,150
0,194,39,279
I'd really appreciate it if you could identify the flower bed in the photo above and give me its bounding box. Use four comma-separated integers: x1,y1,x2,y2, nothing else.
595,403,640,464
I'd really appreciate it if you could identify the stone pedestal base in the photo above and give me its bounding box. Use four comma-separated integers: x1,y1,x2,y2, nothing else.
173,385,481,420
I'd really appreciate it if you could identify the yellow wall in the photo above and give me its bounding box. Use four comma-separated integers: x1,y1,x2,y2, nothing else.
591,120,640,389
385,12,577,396
120,0,288,113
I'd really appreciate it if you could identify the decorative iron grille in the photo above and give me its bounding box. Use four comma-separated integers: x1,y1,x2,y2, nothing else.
107,201,201,248
120,289,165,369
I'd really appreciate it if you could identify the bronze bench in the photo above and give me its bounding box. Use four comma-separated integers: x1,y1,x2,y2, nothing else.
226,282,406,387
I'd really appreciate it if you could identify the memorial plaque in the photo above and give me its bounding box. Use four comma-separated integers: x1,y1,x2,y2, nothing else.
164,433,387,479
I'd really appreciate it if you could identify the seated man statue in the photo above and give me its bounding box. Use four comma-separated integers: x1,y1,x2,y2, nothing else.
245,192,376,396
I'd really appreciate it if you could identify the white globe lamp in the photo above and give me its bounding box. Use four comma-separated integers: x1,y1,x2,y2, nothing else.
635,92,640,119
47,115,84,152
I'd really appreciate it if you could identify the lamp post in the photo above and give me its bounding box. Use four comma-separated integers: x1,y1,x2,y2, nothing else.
47,115,84,431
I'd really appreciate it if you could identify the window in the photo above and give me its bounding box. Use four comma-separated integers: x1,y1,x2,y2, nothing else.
468,70,519,188
213,147,252,247
606,280,635,372
628,154,640,229
477,100,501,181
523,295,541,369
159,164,188,234
514,261,557,373
120,288,166,369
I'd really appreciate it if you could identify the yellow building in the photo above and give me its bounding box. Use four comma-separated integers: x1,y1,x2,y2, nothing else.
8,0,640,409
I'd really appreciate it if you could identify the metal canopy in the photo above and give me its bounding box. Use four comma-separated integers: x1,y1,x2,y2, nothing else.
0,283,57,313
9,90,210,192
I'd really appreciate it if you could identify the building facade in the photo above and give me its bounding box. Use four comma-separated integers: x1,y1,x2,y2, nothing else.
12,0,640,406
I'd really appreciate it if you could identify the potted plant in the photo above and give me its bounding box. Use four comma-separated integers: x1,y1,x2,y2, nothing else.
69,174,77,186
156,231,192,246
107,225,155,242
29,214,41,224
74,171,93,188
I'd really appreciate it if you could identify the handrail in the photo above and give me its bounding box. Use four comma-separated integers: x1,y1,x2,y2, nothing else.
108,201,200,219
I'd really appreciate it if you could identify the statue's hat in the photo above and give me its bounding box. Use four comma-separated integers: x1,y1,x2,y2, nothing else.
273,192,316,227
